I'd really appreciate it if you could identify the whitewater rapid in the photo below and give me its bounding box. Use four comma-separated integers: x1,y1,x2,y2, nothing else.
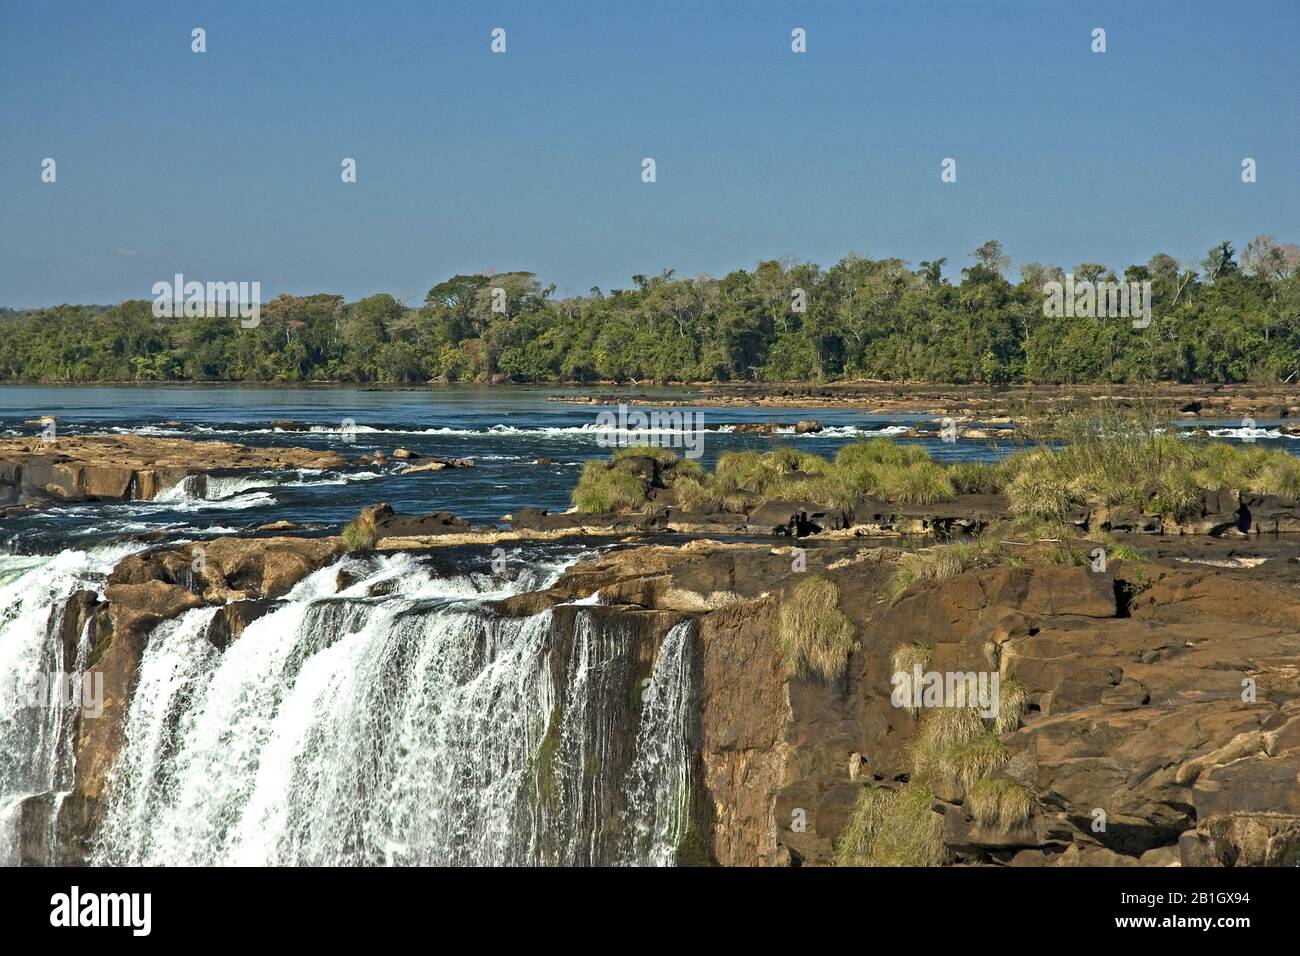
0,546,697,866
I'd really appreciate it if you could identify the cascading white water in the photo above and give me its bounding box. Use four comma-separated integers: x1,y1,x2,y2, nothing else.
93,552,698,866
620,621,694,865
0,544,141,864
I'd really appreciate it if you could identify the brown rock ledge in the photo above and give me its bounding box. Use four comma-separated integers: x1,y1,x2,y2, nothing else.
0,434,348,506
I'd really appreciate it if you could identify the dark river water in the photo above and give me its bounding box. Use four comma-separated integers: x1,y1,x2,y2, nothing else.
0,384,1290,554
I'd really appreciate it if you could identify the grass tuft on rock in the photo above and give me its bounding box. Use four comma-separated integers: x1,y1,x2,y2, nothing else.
670,474,722,510
967,777,1034,828
834,781,947,867
890,642,933,717
944,734,1011,794
341,518,377,553
1004,409,1300,520
993,677,1032,734
776,576,859,681
874,460,956,504
611,445,679,464
571,460,651,512
1253,453,1300,498
911,707,1009,793
891,539,1002,598
947,460,1010,495
569,413,1300,521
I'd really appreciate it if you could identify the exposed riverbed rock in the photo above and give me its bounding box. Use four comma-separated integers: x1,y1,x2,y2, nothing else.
727,420,824,434
356,502,474,539
0,435,347,505
108,536,345,603
548,382,1300,424
401,457,474,474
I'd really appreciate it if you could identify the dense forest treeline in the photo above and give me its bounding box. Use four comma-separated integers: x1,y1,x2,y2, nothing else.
2,237,1298,386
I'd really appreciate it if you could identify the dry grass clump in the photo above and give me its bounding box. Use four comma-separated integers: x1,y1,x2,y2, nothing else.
1252,453,1300,497
1191,441,1265,491
573,447,714,512
1103,540,1147,562
947,460,1011,495
837,675,1038,865
943,734,1011,794
1088,531,1149,565
890,642,933,717
837,437,933,469
910,708,1008,793
711,448,853,509
1004,449,1085,519
573,412,1300,521
835,440,955,504
662,439,960,512
875,461,956,504
833,781,947,867
835,700,1034,866
670,473,723,510
993,678,1031,734
1004,409,1300,520
966,778,1034,828
890,539,1003,598
610,445,680,464
776,576,859,681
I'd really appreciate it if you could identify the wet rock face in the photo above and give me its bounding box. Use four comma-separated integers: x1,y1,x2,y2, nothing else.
533,604,696,865
0,435,348,505
17,790,97,866
204,599,281,650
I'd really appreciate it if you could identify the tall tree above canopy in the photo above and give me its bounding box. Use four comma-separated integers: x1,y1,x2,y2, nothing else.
971,240,1010,278
425,274,493,311
1202,241,1239,282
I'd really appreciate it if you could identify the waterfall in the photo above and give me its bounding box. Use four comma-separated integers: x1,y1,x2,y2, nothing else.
619,621,695,865
0,545,140,864
90,552,699,866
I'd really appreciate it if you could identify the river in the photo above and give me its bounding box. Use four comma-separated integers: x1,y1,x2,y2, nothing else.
0,384,1290,865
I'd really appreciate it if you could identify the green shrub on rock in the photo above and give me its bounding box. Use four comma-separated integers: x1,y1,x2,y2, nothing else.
341,518,377,553
571,461,650,512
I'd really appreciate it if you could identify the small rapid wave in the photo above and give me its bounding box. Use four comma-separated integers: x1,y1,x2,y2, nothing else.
1206,426,1295,441
95,420,911,441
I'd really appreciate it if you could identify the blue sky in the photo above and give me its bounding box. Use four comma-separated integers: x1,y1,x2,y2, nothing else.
1,0,1296,307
